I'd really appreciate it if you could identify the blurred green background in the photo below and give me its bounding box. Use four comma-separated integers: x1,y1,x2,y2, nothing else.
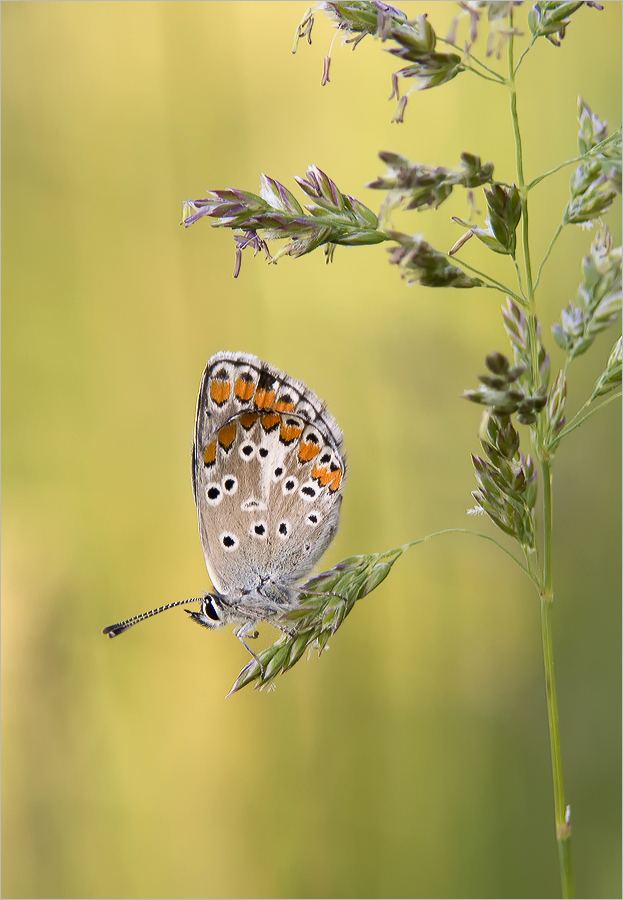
2,3,621,898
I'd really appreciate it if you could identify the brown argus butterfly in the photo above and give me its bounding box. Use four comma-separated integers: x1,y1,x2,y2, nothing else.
103,352,346,665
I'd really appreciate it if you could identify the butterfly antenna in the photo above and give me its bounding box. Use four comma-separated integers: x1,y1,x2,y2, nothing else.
102,597,205,638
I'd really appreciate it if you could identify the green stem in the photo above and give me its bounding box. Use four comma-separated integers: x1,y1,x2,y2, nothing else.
438,37,506,82
534,222,564,292
508,26,540,393
523,545,541,586
513,256,527,301
551,391,622,447
509,17,573,897
402,528,534,581
526,159,581,191
464,66,506,85
513,35,536,76
540,459,574,899
526,130,623,191
441,252,525,304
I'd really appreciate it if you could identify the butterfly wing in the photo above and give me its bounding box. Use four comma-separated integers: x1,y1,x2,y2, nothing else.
192,353,346,604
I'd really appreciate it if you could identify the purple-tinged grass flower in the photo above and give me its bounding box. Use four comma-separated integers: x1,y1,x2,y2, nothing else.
293,1,463,121
469,412,538,548
182,167,387,276
452,182,521,257
368,150,493,217
552,227,622,358
546,371,567,438
463,351,547,425
564,98,621,226
446,2,523,56
387,231,483,288
528,1,603,46
590,336,622,400
389,50,463,97
502,297,550,393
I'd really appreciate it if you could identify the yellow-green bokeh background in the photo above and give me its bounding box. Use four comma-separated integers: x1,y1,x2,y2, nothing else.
2,3,621,898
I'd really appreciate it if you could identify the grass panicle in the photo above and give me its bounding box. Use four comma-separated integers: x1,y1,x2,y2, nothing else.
552,227,622,360
228,549,403,695
293,2,464,117
181,166,387,275
386,231,483,288
591,335,622,400
182,4,619,894
367,150,494,216
463,349,547,425
564,98,622,225
528,2,603,47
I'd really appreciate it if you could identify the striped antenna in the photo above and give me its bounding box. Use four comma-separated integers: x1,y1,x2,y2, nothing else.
102,597,205,638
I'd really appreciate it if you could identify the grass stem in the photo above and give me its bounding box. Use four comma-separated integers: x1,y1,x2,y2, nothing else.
551,391,622,446
438,37,506,83
509,17,573,896
540,459,574,898
535,222,564,291
441,252,524,304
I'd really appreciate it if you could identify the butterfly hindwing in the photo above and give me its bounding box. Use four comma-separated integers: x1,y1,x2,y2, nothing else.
193,353,346,610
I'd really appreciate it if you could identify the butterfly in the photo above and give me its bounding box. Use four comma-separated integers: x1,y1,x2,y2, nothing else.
103,352,346,666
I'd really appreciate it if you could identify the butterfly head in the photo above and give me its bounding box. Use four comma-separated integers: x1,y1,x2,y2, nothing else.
185,594,229,630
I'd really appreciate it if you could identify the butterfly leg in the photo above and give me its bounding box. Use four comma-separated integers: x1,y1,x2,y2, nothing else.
234,623,265,676
252,608,298,639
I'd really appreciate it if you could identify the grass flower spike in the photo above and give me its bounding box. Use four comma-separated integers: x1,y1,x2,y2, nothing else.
182,167,387,275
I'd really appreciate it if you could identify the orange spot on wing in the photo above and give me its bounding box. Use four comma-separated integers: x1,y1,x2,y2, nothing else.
254,388,276,409
235,377,255,401
239,412,259,430
203,440,217,467
273,399,296,412
280,420,304,444
311,464,342,491
298,440,321,463
210,379,231,406
328,469,342,491
261,412,280,431
218,422,237,450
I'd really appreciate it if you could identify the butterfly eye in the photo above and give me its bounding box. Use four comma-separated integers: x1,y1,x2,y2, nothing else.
204,598,221,621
